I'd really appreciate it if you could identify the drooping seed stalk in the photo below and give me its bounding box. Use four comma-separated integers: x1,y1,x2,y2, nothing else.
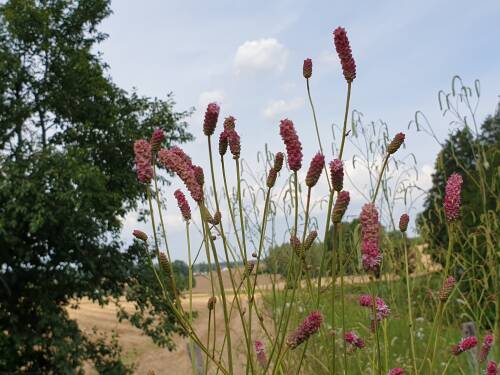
402,232,418,375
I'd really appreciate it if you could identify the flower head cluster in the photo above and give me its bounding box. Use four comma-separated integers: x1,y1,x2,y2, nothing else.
306,153,325,187
479,334,494,363
219,131,228,156
254,340,267,368
399,214,409,232
226,128,241,159
274,152,284,172
387,132,405,154
452,336,478,355
304,230,318,251
303,58,312,79
332,191,350,223
344,331,365,350
286,311,322,349
359,294,390,320
133,229,148,242
387,368,404,375
360,203,382,272
150,128,165,153
444,173,463,222
174,190,191,222
279,119,303,172
134,140,153,184
158,148,203,202
329,159,344,191
333,27,356,83
439,276,456,302
486,361,498,375
267,168,277,188
203,102,220,136
223,116,236,130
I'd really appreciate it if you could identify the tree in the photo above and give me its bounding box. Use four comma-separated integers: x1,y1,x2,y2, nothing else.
0,0,192,372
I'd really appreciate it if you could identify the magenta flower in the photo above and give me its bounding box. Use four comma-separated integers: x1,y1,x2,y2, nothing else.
150,128,165,153
444,173,463,222
344,331,365,349
224,128,241,160
359,295,390,320
399,214,409,232
134,139,153,184
286,311,323,349
486,361,498,375
333,27,356,83
332,191,350,223
303,58,312,79
306,152,325,187
479,334,494,363
223,116,236,130
360,203,382,272
174,190,191,222
387,132,405,154
329,159,344,192
203,102,220,136
254,340,267,368
279,119,303,172
452,336,478,355
387,368,404,375
362,241,382,272
219,131,228,156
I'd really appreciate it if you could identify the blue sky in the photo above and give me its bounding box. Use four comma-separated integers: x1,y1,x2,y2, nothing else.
99,0,500,262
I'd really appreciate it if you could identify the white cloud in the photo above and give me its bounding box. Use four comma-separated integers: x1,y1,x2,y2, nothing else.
263,97,303,119
198,90,224,109
234,38,288,74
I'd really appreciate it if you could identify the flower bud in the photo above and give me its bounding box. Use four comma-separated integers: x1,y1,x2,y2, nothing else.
267,168,277,188
174,190,191,222
133,229,148,242
306,153,325,188
207,296,217,310
444,173,463,222
279,119,303,172
303,58,312,79
329,159,344,192
226,129,241,160
333,27,356,83
274,152,284,172
439,276,456,302
387,132,405,154
290,235,302,258
286,311,322,349
150,128,165,153
219,131,228,156
193,165,204,186
332,191,350,223
304,230,318,251
203,103,220,136
399,214,409,232
213,211,221,225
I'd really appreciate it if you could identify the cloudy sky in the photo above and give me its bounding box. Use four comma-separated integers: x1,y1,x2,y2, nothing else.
99,0,500,262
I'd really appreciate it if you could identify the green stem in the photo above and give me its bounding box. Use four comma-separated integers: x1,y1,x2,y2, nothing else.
331,223,339,375
370,279,382,375
338,82,352,159
371,154,389,204
403,232,418,375
186,223,197,375
339,224,348,375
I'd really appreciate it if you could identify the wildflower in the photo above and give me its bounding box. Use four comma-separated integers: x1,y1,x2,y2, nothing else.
226,128,241,159
486,361,498,375
290,235,302,258
329,159,344,192
362,240,382,272
213,211,221,225
150,128,165,153
274,152,284,172
304,230,318,251
158,148,203,202
344,331,365,349
169,146,194,169
360,203,382,272
223,116,236,130
387,132,405,154
387,369,404,375
193,165,204,186
132,229,148,242
254,340,267,369
207,296,217,310
286,311,323,349
359,295,391,320
267,168,277,188
333,27,356,83
479,334,494,363
399,214,409,232
303,58,312,79
444,173,463,222
203,102,220,136
306,153,325,187
134,140,153,184
332,191,350,223
439,276,456,302
174,190,191,222
219,131,228,156
158,252,172,277
452,336,478,355
279,119,303,172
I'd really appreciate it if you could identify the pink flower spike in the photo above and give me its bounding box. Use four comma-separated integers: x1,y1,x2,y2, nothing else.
279,119,303,172
332,191,350,223
226,129,241,159
150,128,165,153
133,139,153,184
387,132,405,154
344,331,365,349
486,361,498,375
254,340,267,369
360,203,382,273
306,153,325,187
333,27,356,83
452,336,478,355
444,173,463,222
388,368,404,375
329,159,344,192
479,334,494,363
399,214,409,232
303,58,312,79
203,102,220,136
174,190,191,222
286,311,322,349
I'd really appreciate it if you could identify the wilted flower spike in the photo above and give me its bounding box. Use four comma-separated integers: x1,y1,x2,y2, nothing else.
387,132,405,154
290,235,302,258
286,311,322,349
150,128,165,153
387,368,404,375
306,153,325,187
486,361,498,375
219,131,228,156
439,276,456,302
479,334,494,363
279,119,303,172
303,58,312,79
267,168,277,188
274,152,284,172
133,229,148,242
207,296,217,310
174,190,191,222
203,103,220,136
254,340,267,369
304,230,318,250
134,140,153,184
329,159,344,191
333,27,356,83
452,336,478,355
399,214,410,232
332,191,350,223
444,173,463,222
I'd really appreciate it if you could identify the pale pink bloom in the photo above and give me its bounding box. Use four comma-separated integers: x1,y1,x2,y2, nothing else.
150,128,165,153
444,173,463,222
134,139,153,184
174,190,191,222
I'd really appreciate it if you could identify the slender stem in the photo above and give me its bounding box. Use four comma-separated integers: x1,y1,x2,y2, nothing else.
331,223,339,375
338,82,352,159
316,191,335,304
403,233,418,375
186,223,197,375
221,156,244,256
205,310,212,375
339,224,348,375
370,279,382,375
371,154,389,204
